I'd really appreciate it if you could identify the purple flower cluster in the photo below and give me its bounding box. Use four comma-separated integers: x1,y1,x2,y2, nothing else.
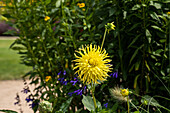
70,77,78,85
57,71,86,96
14,93,20,105
109,71,118,78
25,96,33,103
68,86,87,96
58,77,69,85
58,71,69,85
29,102,38,108
21,86,30,94
104,103,108,108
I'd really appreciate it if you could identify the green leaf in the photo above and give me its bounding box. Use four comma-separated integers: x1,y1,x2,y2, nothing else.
151,55,158,61
82,34,90,37
159,39,166,43
123,11,127,19
128,34,142,48
0,110,18,113
87,13,94,20
129,44,143,65
59,97,73,112
141,95,160,107
64,7,71,16
151,26,164,32
150,12,160,22
131,4,141,10
56,0,65,7
155,49,163,54
146,29,152,43
134,74,140,89
128,23,141,32
87,24,91,29
135,60,141,71
109,8,116,17
145,60,150,71
45,0,51,5
82,95,95,111
111,102,118,112
153,3,161,9
82,95,101,111
129,64,135,72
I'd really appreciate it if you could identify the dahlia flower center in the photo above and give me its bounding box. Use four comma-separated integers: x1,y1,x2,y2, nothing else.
88,59,98,67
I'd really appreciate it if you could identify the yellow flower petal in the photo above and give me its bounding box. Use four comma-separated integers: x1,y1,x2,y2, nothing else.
44,16,50,21
73,44,112,84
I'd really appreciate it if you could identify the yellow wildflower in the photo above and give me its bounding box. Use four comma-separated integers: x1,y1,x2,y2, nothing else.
82,8,85,11
110,87,130,102
167,12,170,15
0,1,6,11
105,22,116,33
0,1,6,6
45,76,51,82
121,89,129,97
73,44,112,84
44,16,50,21
77,3,85,8
83,23,86,26
77,3,80,6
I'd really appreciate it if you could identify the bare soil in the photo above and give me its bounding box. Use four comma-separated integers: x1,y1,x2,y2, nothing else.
0,80,34,113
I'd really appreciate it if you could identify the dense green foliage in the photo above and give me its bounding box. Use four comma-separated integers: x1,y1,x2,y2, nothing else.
3,0,170,112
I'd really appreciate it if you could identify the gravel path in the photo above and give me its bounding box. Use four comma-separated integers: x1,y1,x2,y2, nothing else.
0,80,34,113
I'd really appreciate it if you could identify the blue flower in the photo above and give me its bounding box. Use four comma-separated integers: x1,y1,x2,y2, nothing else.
25,97,33,103
58,77,64,82
70,80,77,85
63,70,66,75
70,77,79,85
58,71,61,75
73,89,83,96
68,86,86,96
63,81,68,85
68,92,74,96
84,86,87,90
104,103,108,108
110,72,118,78
58,77,68,85
29,102,38,108
21,87,30,94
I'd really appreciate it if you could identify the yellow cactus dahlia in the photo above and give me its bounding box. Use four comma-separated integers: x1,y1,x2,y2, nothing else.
73,44,112,84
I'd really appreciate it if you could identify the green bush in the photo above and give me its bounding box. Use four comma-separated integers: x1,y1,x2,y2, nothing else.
5,0,170,112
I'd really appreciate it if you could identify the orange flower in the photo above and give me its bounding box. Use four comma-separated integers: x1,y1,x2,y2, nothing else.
45,76,51,82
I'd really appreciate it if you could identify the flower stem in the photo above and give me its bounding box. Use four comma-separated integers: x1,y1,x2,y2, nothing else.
91,83,97,110
101,28,107,49
127,97,130,113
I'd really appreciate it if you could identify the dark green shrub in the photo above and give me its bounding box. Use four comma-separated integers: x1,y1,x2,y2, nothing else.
5,0,170,112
